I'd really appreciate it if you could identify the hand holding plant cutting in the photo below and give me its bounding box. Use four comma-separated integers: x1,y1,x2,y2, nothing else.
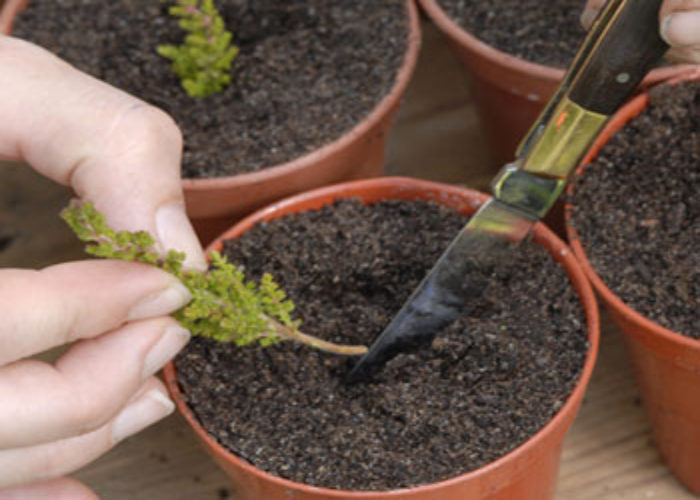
62,201,368,356
0,35,203,499
583,0,700,62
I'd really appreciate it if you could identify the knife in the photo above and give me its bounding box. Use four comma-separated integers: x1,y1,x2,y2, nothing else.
347,0,669,382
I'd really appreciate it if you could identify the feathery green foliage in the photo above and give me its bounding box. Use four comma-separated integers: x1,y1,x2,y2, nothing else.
158,0,239,98
61,201,368,356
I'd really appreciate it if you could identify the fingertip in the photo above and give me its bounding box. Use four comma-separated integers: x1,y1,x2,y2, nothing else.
155,202,207,271
127,281,192,322
0,478,98,500
661,14,676,45
141,324,191,381
661,12,700,48
111,386,175,444
40,259,192,334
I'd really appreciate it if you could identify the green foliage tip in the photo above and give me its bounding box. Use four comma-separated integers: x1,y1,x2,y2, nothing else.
61,200,296,347
158,0,239,98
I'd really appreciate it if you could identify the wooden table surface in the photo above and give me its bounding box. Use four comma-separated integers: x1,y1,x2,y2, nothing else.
1,21,695,500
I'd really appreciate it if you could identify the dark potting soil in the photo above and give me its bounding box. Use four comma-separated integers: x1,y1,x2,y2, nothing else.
0,233,16,252
570,81,700,339
12,0,408,178
175,199,589,490
438,0,586,67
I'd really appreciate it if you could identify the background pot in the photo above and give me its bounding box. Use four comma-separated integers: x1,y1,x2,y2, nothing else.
566,73,700,494
0,0,422,244
164,176,600,500
417,0,695,169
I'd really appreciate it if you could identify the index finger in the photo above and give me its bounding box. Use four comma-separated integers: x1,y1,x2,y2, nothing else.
0,35,205,270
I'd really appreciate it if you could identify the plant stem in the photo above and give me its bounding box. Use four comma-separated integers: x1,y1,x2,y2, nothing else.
266,318,368,356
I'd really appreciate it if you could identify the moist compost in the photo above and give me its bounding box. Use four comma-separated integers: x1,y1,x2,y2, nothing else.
570,81,700,339
438,0,587,67
12,0,408,178
0,233,15,252
175,199,589,490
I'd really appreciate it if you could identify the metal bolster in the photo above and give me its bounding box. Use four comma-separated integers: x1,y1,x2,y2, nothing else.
491,165,567,219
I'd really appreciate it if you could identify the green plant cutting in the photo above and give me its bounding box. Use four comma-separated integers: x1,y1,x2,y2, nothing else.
157,0,239,98
61,201,368,356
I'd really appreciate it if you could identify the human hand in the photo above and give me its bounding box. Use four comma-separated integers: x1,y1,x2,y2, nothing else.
0,35,205,499
582,0,700,63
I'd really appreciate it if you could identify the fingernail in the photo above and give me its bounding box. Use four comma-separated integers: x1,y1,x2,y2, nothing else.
155,203,207,271
580,8,598,29
142,325,191,380
112,389,175,443
128,282,192,321
662,12,700,47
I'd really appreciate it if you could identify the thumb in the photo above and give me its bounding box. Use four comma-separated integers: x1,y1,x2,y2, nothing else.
660,0,700,49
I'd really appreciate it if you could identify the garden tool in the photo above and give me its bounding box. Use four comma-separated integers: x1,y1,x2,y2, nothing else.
348,0,669,382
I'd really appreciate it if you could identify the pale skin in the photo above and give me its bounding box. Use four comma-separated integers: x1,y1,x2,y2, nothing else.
583,0,700,63
0,35,206,499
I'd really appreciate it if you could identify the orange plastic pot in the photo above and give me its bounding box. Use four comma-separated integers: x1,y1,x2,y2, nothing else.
417,0,694,169
164,176,600,500
1,0,422,243
566,70,700,494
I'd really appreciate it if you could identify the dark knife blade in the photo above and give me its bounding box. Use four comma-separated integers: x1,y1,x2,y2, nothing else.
347,196,537,382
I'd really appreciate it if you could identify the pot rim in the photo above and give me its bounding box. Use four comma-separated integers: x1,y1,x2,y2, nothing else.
566,68,700,353
0,0,422,191
416,0,695,85
165,176,600,497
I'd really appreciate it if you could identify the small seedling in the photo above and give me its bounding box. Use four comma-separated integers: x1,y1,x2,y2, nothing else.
61,201,367,356
158,0,239,98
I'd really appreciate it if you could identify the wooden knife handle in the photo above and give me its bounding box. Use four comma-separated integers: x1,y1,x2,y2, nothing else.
569,0,668,115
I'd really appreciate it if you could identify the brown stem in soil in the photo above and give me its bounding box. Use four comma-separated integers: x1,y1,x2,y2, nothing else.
267,319,368,356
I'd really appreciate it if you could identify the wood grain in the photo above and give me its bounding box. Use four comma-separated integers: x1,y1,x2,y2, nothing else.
0,20,694,500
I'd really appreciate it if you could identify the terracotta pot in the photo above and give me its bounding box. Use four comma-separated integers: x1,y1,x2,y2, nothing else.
417,0,695,169
566,71,700,494
1,0,422,244
164,176,600,500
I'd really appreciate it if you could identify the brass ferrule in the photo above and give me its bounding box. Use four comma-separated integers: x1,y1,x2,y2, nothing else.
519,97,608,180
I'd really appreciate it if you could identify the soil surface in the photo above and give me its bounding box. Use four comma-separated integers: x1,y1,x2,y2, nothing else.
570,81,700,339
175,199,589,490
0,233,15,252
12,0,408,178
438,0,586,67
